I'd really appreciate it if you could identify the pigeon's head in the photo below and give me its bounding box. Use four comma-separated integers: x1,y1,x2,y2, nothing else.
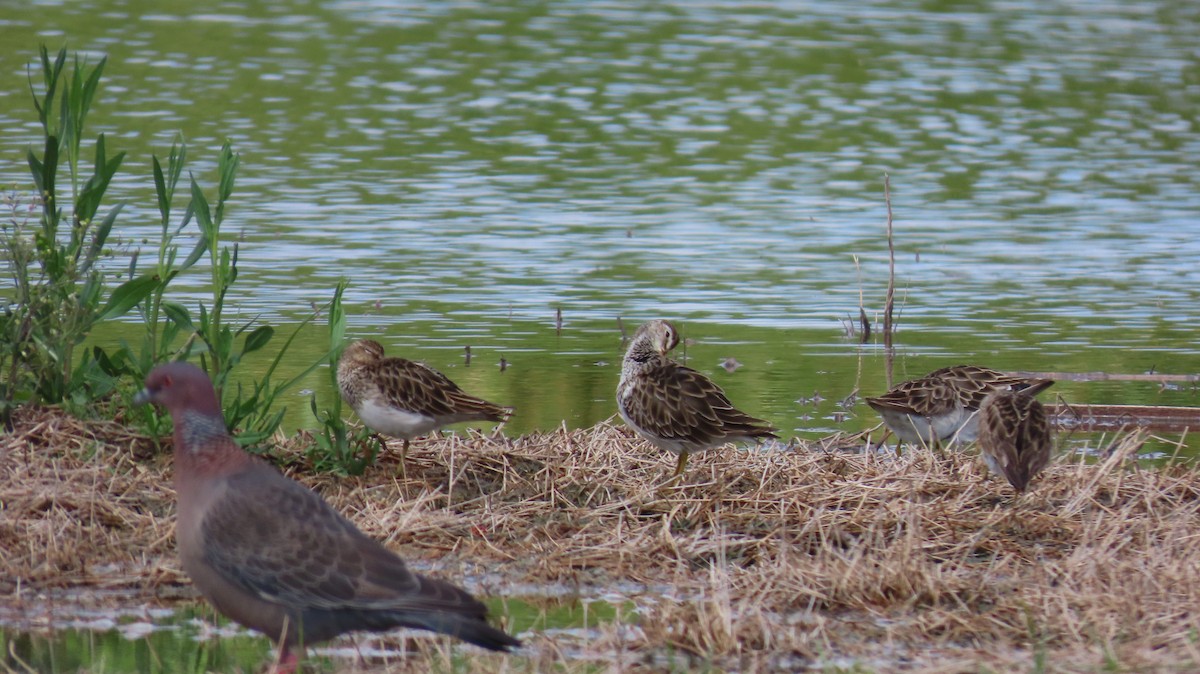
134,361,221,417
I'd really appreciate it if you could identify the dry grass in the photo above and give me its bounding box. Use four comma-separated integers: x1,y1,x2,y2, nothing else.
4,405,1200,672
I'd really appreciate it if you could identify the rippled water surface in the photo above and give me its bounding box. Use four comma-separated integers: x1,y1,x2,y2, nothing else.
3,0,1200,438
0,589,624,672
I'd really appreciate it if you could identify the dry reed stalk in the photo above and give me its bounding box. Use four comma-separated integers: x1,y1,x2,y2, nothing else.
882,173,896,365
3,407,1200,672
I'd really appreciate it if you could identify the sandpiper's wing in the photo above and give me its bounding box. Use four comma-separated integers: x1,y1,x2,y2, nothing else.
621,357,776,449
979,391,1052,492
375,357,510,422
931,365,1054,409
865,375,963,417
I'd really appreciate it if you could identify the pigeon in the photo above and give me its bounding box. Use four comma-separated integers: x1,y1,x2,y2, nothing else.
134,361,519,672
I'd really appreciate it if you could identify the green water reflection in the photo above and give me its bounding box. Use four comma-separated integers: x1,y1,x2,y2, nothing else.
0,596,625,674
0,606,271,674
3,0,1200,443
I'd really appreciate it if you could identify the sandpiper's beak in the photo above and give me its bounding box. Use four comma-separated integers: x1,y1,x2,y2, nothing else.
132,388,153,406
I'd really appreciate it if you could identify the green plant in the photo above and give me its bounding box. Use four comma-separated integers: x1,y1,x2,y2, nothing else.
2,45,340,450
308,281,380,473
139,137,205,371
0,46,158,424
112,135,323,446
91,136,204,443
187,141,246,393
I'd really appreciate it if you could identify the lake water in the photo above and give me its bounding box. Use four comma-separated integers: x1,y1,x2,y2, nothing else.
0,588,629,672
4,1,1200,671
2,0,1200,442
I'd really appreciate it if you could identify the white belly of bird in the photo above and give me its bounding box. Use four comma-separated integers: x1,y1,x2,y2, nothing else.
881,406,980,445
355,399,438,440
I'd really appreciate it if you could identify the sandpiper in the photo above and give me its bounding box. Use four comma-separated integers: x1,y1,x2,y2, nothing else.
978,389,1053,493
338,339,511,459
616,320,777,476
865,365,1053,447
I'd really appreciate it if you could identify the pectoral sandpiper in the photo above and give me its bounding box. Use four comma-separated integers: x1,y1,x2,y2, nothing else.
865,365,1053,447
978,389,1053,493
616,319,778,477
337,339,511,459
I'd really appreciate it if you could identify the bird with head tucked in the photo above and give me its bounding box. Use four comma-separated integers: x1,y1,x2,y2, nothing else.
616,319,778,477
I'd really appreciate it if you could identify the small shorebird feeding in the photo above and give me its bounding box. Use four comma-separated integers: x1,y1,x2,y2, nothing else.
865,365,1053,447
978,389,1053,493
338,339,511,460
616,319,777,477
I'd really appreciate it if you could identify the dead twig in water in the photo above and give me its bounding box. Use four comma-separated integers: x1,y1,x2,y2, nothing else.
882,173,896,385
852,254,871,344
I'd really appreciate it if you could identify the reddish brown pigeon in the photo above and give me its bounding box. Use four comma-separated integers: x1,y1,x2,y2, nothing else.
135,362,519,672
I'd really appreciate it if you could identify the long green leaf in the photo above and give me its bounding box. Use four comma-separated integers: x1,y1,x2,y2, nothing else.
189,174,214,238
28,135,58,217
79,202,124,275
180,235,208,271
161,301,195,331
174,198,195,237
329,280,347,346
153,137,188,228
242,325,274,355
152,155,168,224
215,141,239,223
97,274,160,321
169,137,187,188
75,138,124,226
79,55,106,128
28,53,47,127
27,149,44,195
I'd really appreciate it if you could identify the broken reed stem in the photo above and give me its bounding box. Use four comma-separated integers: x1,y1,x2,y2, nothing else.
883,173,896,383
1024,370,1200,383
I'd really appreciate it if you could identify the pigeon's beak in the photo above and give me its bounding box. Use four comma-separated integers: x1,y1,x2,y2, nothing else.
132,388,153,406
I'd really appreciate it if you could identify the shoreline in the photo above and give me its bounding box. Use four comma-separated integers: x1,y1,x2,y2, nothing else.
4,405,1199,672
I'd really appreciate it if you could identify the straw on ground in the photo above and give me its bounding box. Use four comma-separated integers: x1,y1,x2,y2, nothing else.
3,406,1199,672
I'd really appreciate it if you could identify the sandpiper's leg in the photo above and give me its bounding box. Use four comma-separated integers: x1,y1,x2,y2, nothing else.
672,451,690,477
397,438,411,480
873,428,894,454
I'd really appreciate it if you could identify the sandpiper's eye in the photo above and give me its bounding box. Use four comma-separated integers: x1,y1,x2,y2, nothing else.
162,375,173,389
